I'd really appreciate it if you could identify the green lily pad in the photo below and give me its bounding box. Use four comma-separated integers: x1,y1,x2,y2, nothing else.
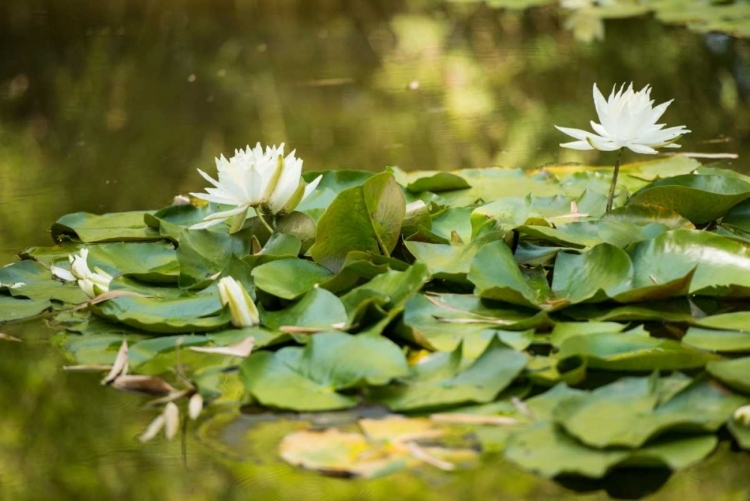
0,295,52,323
549,321,627,347
434,168,560,207
469,240,549,309
564,299,696,323
311,172,405,273
695,312,750,331
91,294,230,334
144,203,218,242
396,293,547,352
630,230,750,297
86,242,179,283
340,263,430,333
526,355,587,387
628,175,750,224
706,357,750,394
403,171,471,193
51,211,160,243
554,375,745,448
504,421,717,479
603,204,695,230
0,260,89,304
558,332,718,371
682,327,750,353
430,207,474,243
370,336,528,412
260,287,348,331
176,228,251,289
241,332,408,411
251,259,333,300
551,243,632,305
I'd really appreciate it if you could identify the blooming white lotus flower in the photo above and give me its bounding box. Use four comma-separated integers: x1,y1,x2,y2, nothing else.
52,248,113,298
190,143,322,232
217,276,260,328
556,83,690,154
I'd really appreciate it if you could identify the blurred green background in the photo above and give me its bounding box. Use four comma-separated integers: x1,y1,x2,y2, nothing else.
1,1,749,499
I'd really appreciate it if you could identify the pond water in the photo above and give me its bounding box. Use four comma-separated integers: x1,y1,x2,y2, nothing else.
1,2,750,500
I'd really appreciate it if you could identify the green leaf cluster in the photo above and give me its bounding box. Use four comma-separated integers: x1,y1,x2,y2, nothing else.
3,158,750,480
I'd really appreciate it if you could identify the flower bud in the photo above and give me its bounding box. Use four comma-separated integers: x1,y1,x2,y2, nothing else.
217,276,259,328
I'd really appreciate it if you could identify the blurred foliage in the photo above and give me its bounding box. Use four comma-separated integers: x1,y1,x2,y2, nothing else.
1,1,750,499
1,0,749,262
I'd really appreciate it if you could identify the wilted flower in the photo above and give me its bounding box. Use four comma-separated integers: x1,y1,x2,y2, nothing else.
217,276,260,328
190,143,322,232
556,83,690,154
52,248,113,298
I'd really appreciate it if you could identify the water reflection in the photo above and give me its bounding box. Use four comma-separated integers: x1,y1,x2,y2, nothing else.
1,1,750,499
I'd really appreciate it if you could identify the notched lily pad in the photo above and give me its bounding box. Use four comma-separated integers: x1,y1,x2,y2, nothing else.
370,336,528,412
241,333,409,411
51,211,160,242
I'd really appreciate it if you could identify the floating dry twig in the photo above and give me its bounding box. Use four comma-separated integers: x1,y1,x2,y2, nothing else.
405,442,455,471
430,413,521,426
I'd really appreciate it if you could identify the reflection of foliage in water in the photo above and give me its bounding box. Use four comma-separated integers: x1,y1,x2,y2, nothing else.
0,1,749,262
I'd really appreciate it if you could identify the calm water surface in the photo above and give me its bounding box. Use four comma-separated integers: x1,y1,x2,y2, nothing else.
1,2,750,499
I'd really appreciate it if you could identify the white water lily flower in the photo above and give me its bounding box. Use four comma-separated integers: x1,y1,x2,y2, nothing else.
217,276,260,328
190,143,322,231
53,248,113,298
556,83,691,154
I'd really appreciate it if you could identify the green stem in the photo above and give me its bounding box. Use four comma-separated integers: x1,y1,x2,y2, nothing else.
606,148,624,212
257,211,274,234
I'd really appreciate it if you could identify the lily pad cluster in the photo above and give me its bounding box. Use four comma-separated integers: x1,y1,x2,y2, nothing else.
472,0,750,40
3,156,750,481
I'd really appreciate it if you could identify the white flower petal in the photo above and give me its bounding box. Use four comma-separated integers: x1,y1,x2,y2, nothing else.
556,83,689,153
560,140,595,150
586,135,620,151
51,266,76,282
189,218,225,230
626,143,659,154
555,125,593,141
302,174,323,201
590,121,609,138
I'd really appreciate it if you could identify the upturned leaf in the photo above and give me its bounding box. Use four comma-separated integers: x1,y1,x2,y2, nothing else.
310,172,406,273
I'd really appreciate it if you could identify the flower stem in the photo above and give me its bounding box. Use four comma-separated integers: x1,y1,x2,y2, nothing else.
257,212,274,234
606,148,624,212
